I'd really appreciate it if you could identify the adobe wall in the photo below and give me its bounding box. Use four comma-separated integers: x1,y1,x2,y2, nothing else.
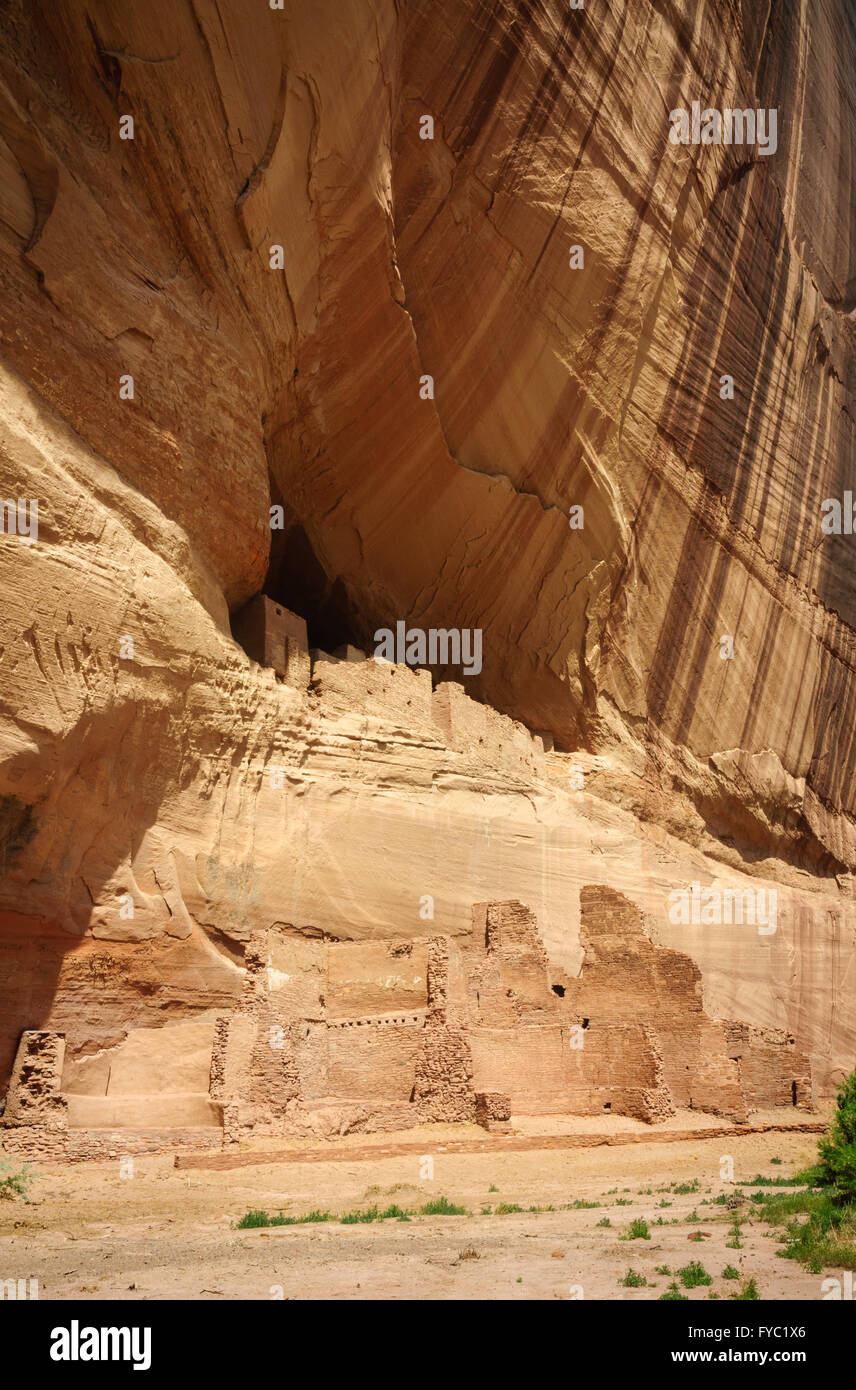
432,682,543,780
326,940,429,1016
310,649,435,726
412,937,477,1122
725,1022,814,1111
232,596,310,687
570,885,728,1113
470,899,555,1014
1,887,816,1159
309,649,546,781
326,1013,425,1100
3,1030,67,1129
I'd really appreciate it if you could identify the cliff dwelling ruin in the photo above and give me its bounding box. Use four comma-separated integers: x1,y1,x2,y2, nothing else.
0,0,854,1219
2,879,813,1161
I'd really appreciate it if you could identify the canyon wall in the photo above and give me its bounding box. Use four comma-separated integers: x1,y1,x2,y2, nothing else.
1,0,855,1118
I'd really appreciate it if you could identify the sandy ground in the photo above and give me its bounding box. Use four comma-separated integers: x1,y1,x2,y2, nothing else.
0,1110,838,1300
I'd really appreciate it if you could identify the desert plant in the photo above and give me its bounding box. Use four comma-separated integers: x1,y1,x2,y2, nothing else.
816,1069,856,1204
678,1260,712,1288
620,1218,650,1241
0,1159,34,1201
420,1196,467,1216
731,1276,760,1300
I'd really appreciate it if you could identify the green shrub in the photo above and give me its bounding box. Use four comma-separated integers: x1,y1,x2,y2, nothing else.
761,1189,856,1270
659,1282,688,1300
620,1269,647,1287
620,1218,650,1241
0,1159,34,1201
722,1264,740,1280
816,1070,856,1205
731,1277,760,1300
677,1261,712,1288
420,1196,467,1216
747,1174,802,1187
236,1208,333,1228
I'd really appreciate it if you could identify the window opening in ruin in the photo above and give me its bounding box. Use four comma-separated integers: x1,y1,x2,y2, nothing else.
581,1017,589,1029
603,1101,611,1111
552,984,565,997
792,1080,798,1105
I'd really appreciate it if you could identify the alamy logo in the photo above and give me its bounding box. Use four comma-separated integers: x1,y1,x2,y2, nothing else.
667,881,777,935
374,622,482,676
821,1271,855,1299
1,1276,38,1299
0,498,38,544
50,1320,151,1371
669,102,777,156
821,493,856,534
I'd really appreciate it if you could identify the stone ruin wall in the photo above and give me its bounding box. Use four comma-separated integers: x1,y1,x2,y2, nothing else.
1,883,814,1159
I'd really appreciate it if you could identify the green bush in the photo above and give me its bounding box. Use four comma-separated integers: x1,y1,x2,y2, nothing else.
731,1277,760,1300
0,1159,35,1201
816,1070,856,1204
620,1218,650,1241
677,1261,712,1288
420,1196,467,1216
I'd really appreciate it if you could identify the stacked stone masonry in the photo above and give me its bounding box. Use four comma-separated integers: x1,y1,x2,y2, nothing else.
1,886,814,1159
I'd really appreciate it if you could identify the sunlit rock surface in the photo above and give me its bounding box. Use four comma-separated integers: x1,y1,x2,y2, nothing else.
0,1,855,1109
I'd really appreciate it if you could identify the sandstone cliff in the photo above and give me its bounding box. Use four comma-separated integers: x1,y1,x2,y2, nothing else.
1,1,855,1117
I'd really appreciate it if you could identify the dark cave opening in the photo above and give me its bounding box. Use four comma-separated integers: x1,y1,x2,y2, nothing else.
247,494,362,656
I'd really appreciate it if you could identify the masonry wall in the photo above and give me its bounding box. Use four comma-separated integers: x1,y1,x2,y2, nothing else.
326,1014,425,1100
4,1030,66,1128
232,595,310,686
725,1022,814,1111
326,940,429,1016
1,887,816,1158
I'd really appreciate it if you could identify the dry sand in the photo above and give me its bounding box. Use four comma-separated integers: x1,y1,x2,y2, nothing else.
0,1110,837,1300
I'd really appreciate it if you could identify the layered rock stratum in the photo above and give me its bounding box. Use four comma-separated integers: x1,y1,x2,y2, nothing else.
1,0,855,1136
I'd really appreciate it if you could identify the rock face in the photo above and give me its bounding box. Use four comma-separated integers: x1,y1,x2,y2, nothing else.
0,1,855,1138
